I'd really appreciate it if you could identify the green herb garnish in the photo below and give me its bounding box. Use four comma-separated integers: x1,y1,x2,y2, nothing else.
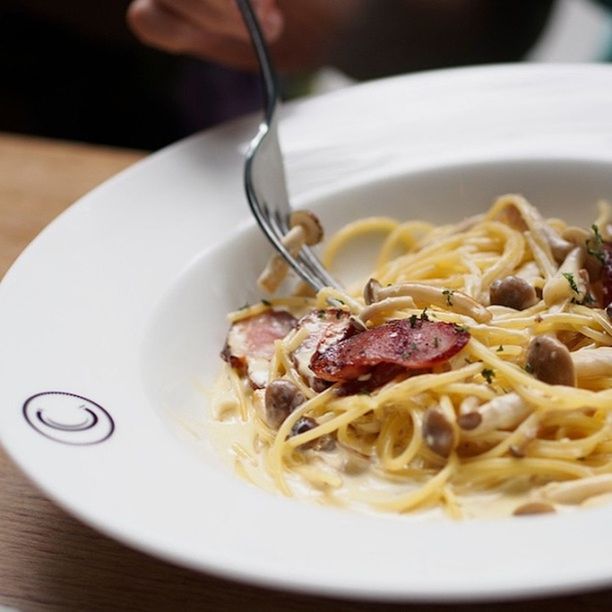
586,224,605,264
442,289,455,306
482,368,496,384
562,272,579,294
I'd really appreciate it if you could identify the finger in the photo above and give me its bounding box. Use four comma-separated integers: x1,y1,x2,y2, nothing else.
127,0,265,69
156,0,283,42
127,0,220,55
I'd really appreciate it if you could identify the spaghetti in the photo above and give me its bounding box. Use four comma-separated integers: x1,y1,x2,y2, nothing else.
213,195,612,518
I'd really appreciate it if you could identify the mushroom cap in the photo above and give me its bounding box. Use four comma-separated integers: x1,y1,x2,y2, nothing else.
289,210,324,246
489,275,538,310
457,412,482,431
422,408,455,457
363,278,382,305
526,335,576,386
513,502,556,516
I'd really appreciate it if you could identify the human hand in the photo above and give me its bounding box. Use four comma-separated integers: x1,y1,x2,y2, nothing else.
127,0,284,70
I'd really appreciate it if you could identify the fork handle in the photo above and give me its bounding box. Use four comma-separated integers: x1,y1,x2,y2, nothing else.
236,0,279,125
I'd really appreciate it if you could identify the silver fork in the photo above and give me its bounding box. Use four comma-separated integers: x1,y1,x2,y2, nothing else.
236,0,342,292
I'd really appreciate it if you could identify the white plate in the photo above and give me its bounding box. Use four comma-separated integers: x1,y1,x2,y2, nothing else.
2,64,612,602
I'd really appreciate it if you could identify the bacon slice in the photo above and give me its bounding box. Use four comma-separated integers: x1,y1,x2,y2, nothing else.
310,318,470,382
222,309,296,388
336,364,409,396
291,309,363,391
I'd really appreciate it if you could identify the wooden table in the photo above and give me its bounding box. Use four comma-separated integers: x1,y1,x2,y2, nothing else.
0,132,610,611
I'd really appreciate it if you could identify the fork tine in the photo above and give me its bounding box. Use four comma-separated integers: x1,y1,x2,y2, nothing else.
298,247,342,289
245,144,331,290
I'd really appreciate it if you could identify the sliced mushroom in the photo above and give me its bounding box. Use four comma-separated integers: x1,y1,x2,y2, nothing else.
489,275,538,310
539,224,574,264
491,195,572,263
290,210,324,245
458,395,480,416
291,416,335,451
541,475,612,504
542,247,587,306
457,412,482,431
258,210,324,293
363,278,382,305
571,347,612,379
513,502,556,516
423,407,456,457
264,379,305,429
492,199,528,231
525,335,576,386
457,392,531,434
359,296,418,323
376,282,491,323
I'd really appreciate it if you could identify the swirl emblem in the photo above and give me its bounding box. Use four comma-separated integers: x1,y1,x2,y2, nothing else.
23,392,114,445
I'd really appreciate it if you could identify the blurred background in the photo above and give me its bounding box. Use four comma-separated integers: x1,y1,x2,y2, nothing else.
1,0,611,151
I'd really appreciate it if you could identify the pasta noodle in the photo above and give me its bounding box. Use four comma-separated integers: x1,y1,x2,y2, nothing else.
212,195,612,518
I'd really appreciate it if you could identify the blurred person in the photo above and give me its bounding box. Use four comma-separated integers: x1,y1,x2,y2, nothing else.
0,0,574,149
126,0,556,78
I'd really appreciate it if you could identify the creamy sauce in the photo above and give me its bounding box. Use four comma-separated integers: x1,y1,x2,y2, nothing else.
208,372,560,520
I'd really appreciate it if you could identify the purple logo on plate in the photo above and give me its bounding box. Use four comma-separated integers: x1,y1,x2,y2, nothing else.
23,392,114,445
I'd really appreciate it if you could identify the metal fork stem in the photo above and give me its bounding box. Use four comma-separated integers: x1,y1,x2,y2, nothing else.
236,0,277,124
236,0,342,292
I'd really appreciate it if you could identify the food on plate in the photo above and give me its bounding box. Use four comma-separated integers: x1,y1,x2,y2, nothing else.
212,194,612,518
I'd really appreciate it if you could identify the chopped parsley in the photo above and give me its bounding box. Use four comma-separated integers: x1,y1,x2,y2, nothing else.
442,289,455,306
524,362,534,374
261,299,271,307
586,224,605,264
482,368,496,384
238,302,250,310
420,308,430,321
562,272,579,294
409,314,419,328
496,345,504,352
453,324,469,333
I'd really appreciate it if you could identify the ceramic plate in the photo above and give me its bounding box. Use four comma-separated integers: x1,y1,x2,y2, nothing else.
2,65,612,602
